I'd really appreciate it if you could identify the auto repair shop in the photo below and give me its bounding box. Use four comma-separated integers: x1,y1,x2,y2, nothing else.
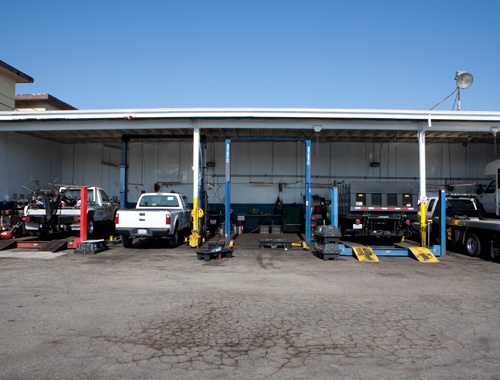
1,107,500,251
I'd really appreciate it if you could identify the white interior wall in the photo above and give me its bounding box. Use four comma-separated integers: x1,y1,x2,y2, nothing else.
0,132,63,202
126,140,193,201
61,143,120,198
54,139,499,205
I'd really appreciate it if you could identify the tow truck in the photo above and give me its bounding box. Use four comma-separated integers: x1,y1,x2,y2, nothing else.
426,194,500,257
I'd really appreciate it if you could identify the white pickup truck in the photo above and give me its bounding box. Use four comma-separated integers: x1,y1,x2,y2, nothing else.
57,187,118,234
23,186,118,235
115,192,192,248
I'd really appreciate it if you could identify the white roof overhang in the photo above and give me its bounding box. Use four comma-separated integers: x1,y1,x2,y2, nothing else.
1,108,500,145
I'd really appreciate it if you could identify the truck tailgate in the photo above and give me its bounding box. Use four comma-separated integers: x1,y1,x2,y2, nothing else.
117,210,171,228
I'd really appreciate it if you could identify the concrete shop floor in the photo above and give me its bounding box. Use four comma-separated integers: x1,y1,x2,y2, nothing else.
1,241,500,380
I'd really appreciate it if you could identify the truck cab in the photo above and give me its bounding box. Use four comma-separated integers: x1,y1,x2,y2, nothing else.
477,159,500,216
60,187,117,225
477,179,497,216
424,194,500,257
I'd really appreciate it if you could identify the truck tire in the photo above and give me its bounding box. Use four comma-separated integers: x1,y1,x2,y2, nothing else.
122,237,133,248
465,233,481,257
87,218,95,235
170,225,179,248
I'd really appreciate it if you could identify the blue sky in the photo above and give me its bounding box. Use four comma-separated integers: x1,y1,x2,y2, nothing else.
3,0,499,111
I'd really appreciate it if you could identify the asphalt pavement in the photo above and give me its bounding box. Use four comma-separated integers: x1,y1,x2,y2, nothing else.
1,236,500,380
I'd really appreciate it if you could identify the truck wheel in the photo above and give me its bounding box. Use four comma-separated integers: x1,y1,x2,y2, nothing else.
465,233,481,257
87,218,95,235
170,226,179,248
122,237,133,248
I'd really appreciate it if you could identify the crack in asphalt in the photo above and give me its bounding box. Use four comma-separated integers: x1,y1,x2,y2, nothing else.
85,296,466,377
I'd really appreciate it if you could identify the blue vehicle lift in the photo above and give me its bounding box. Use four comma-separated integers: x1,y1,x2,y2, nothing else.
330,187,446,260
225,138,312,247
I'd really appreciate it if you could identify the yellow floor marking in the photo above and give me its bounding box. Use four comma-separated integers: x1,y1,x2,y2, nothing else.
352,246,379,262
408,247,440,263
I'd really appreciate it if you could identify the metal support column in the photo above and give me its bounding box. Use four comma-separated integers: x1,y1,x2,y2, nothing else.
305,140,312,246
189,128,203,247
331,187,338,228
199,135,206,242
440,188,446,256
418,127,427,246
119,136,128,210
72,186,89,246
225,139,231,246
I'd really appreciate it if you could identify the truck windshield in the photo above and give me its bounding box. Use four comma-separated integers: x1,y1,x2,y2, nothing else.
484,180,496,193
139,195,179,207
63,188,94,200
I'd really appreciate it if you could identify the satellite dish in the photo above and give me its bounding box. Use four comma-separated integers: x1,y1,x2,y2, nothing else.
455,71,473,89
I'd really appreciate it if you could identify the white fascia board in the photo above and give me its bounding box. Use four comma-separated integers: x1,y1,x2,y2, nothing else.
2,118,495,134
200,118,499,133
1,109,500,135
198,118,421,130
1,108,500,122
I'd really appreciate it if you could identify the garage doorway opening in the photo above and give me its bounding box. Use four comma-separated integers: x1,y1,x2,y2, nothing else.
224,138,312,246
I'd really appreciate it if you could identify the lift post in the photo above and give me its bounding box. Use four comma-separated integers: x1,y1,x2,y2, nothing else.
440,188,446,256
330,187,338,228
80,187,88,242
224,140,231,246
72,186,88,246
189,128,204,247
120,136,128,210
224,138,311,247
305,140,312,246
418,126,427,247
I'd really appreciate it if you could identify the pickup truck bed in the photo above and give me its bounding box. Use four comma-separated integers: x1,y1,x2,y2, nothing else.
447,217,500,231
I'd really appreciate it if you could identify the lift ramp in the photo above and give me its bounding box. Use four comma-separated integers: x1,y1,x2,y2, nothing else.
341,241,440,262
393,242,440,263
0,239,18,251
36,238,72,254
351,246,380,263
407,246,439,263
0,237,40,251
